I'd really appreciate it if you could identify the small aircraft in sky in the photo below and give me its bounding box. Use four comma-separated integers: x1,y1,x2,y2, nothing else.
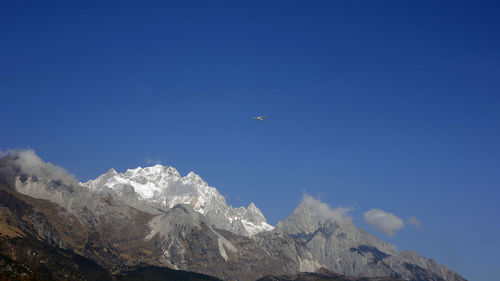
253,116,267,121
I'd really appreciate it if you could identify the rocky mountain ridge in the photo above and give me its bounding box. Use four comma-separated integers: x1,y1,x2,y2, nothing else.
275,201,465,281
0,151,467,281
82,164,273,236
0,153,321,281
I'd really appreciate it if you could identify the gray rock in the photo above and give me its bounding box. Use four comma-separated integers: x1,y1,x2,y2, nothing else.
275,200,467,281
0,152,467,281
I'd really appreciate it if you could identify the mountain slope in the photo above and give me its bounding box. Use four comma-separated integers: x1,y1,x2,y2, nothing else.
116,266,222,281
0,153,322,281
83,165,273,236
0,151,467,281
257,268,404,281
275,199,466,281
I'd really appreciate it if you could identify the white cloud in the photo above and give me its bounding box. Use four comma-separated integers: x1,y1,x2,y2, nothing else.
145,158,162,165
408,216,421,228
364,209,404,237
1,149,77,185
302,193,354,224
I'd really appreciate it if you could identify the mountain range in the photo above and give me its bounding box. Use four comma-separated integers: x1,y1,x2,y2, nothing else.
0,151,466,281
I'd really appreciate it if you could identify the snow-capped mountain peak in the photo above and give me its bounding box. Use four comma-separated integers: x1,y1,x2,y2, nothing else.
183,171,209,187
82,165,273,236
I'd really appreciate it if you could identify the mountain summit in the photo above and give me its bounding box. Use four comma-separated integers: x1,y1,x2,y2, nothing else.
275,196,466,281
0,151,467,281
82,164,273,236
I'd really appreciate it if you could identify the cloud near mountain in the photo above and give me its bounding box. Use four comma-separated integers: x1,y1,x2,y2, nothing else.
1,149,77,185
145,158,162,165
301,193,353,224
0,150,467,281
363,208,404,237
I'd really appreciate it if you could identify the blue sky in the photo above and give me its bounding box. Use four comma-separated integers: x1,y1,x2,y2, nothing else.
1,1,499,280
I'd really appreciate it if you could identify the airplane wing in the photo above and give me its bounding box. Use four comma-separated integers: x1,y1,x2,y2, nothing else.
253,116,267,120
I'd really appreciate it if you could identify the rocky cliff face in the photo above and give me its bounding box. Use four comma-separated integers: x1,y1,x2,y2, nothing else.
0,151,467,281
275,200,466,281
143,204,322,281
82,165,273,236
0,153,321,281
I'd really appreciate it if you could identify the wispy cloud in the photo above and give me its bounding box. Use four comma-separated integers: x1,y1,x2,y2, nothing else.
145,158,162,165
301,193,354,224
408,216,421,228
364,209,404,237
1,149,77,185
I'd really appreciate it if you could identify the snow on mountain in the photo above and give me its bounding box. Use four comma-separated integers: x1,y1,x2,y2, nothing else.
82,164,273,236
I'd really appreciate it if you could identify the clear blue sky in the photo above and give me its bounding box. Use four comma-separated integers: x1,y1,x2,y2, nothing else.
1,1,499,280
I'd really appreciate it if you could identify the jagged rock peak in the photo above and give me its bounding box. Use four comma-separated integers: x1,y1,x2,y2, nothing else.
106,168,117,174
274,195,466,281
275,194,354,236
82,164,273,236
